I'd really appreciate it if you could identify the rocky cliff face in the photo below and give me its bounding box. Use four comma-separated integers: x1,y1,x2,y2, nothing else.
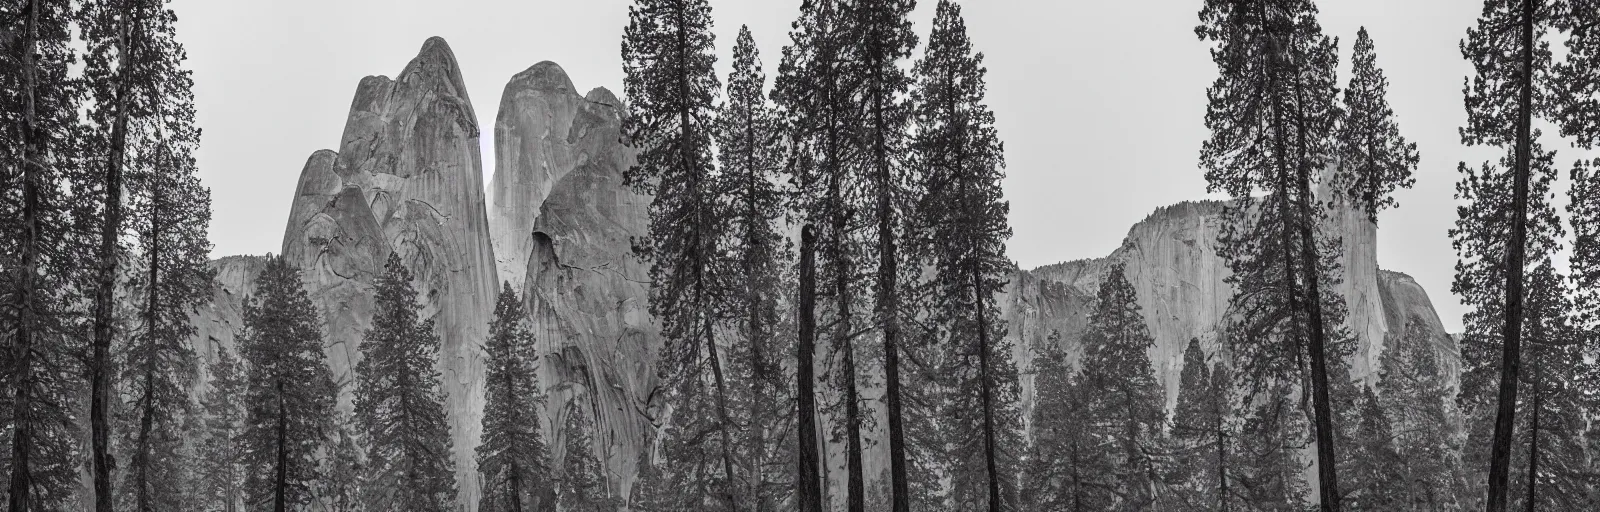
277,36,500,507
1002,199,1460,420
489,62,656,501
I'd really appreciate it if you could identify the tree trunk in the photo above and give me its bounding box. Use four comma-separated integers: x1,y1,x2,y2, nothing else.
274,380,289,512
742,134,769,511
134,192,163,512
974,264,1001,512
797,225,823,512
1294,141,1340,512
1486,0,1536,510
7,1,43,509
1218,415,1227,512
92,0,140,506
704,312,741,512
1524,354,1540,512
864,12,910,511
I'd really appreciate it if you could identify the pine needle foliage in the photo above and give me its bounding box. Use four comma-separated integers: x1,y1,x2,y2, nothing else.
353,252,459,510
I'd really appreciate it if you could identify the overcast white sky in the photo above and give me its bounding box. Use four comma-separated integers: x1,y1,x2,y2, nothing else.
172,0,1541,333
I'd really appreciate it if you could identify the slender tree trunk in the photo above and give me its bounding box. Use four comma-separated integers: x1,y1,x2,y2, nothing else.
797,225,823,512
1486,0,1536,510
1523,352,1540,512
825,128,865,512
1295,146,1341,512
274,380,289,512
704,312,741,511
742,133,770,511
863,14,910,511
1218,416,1227,512
973,264,1000,512
92,2,139,509
1071,439,1082,512
134,197,163,512
505,349,525,512
7,1,43,509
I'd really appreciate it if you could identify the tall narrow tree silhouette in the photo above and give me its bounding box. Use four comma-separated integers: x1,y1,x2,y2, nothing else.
1375,316,1466,510
715,25,795,512
240,256,337,511
848,0,920,509
1331,27,1418,220
1022,330,1112,511
1,0,89,508
622,0,738,508
1457,0,1561,507
354,253,460,510
775,1,870,509
1078,263,1167,510
196,342,246,512
477,283,552,512
1196,1,1349,508
910,2,1015,510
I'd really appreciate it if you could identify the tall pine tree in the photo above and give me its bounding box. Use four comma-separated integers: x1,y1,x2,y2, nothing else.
196,342,246,512
239,256,337,511
848,0,920,509
1457,1,1561,507
1376,315,1465,510
114,17,213,511
910,2,1017,510
621,0,741,508
557,399,622,512
1077,263,1168,510
1452,135,1594,509
1,0,88,508
1171,338,1235,511
1021,331,1113,511
1196,1,1351,507
477,283,552,512
776,1,871,508
713,26,794,512
354,252,459,510
1331,27,1418,220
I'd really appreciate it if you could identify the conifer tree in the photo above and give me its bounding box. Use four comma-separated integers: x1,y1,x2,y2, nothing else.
776,1,871,508
1022,332,1112,511
1232,385,1311,511
1196,1,1350,507
1457,1,1563,506
848,0,920,509
1171,338,1224,510
794,224,824,512
196,342,246,512
1451,138,1584,510
557,400,621,512
714,26,794,512
1376,316,1465,510
1,0,88,508
909,2,1017,510
1341,387,1403,511
629,452,674,512
1332,27,1418,220
116,41,211,512
621,0,743,508
321,418,364,512
239,256,337,511
1076,263,1167,510
354,252,459,510
1549,0,1600,148
477,283,552,512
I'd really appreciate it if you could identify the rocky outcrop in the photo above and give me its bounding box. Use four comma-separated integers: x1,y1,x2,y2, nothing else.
489,61,655,501
278,37,499,507
1004,198,1459,418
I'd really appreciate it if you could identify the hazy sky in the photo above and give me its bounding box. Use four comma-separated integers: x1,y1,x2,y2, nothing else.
174,0,1547,333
